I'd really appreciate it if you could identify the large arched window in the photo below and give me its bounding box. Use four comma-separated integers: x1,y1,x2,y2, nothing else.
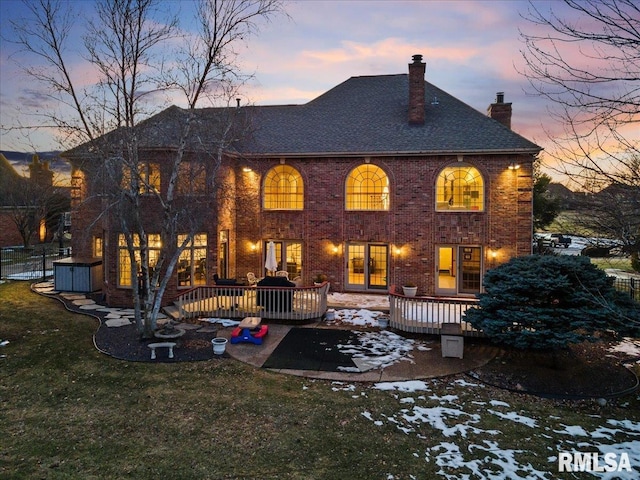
263,165,304,210
436,164,484,211
345,164,390,211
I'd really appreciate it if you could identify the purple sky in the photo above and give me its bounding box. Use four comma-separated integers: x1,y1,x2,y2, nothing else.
0,0,590,179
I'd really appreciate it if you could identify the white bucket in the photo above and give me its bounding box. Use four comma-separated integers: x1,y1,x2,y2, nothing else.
212,337,228,355
325,309,335,321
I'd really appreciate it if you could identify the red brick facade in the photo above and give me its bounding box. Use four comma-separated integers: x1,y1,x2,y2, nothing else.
66,56,538,307
70,151,532,307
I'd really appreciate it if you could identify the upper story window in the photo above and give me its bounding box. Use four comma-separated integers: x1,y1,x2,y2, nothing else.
122,162,160,194
177,162,206,195
436,164,484,211
263,165,303,210
346,164,389,211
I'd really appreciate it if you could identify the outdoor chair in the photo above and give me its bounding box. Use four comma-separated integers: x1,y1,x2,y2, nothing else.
275,270,289,279
247,272,258,286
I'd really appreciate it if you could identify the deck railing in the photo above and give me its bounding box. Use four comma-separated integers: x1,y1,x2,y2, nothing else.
388,286,483,336
174,282,330,322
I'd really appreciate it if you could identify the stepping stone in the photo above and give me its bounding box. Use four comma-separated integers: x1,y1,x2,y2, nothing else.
105,313,123,319
79,304,102,310
62,294,86,300
72,299,96,306
105,318,132,327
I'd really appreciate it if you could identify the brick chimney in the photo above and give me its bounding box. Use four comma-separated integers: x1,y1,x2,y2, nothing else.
408,54,426,125
487,92,512,129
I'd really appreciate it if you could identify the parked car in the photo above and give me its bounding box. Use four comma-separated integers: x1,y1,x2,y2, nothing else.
549,234,572,248
534,233,571,248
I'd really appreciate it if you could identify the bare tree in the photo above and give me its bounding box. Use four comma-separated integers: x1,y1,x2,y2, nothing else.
0,153,69,248
9,0,286,337
520,0,640,268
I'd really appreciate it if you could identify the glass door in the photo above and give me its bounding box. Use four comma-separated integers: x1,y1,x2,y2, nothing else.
459,246,481,294
346,243,388,291
263,240,303,278
436,246,456,295
436,245,482,295
218,230,228,279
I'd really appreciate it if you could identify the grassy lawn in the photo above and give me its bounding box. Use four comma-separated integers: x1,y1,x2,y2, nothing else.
1,281,639,479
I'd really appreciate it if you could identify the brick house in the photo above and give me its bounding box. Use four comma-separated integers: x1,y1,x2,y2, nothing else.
64,54,540,307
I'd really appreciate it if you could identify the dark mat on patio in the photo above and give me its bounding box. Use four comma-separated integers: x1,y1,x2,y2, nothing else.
262,328,359,371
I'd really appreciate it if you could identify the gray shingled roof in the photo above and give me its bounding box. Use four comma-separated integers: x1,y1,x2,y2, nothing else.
64,73,540,159
236,74,541,156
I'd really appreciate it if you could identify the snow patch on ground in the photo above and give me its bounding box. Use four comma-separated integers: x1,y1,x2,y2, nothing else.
358,379,640,479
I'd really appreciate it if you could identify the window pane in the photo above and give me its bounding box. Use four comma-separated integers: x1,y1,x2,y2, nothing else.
177,233,208,287
346,164,389,210
264,165,304,210
436,165,484,211
177,162,206,195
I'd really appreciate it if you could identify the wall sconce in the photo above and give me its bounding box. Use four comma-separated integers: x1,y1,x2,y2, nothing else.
250,242,257,252
491,250,498,258
508,162,520,170
332,245,339,254
242,167,252,172
394,247,402,256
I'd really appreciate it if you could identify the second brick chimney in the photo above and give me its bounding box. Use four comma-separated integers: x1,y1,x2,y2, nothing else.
408,54,426,125
487,92,512,129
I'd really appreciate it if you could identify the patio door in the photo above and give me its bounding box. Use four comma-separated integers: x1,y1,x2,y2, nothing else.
263,240,303,278
436,245,482,295
346,243,388,291
218,230,229,279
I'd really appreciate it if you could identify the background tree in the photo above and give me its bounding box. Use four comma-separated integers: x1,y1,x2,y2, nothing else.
532,165,560,231
0,153,69,248
9,0,285,337
464,255,639,351
520,0,639,268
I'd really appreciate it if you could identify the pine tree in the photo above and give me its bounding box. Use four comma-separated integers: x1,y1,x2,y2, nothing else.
464,255,639,350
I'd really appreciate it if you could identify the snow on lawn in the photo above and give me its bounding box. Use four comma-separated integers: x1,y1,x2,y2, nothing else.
355,380,640,479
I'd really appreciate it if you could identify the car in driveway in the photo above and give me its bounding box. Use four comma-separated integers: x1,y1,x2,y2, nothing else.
535,233,572,248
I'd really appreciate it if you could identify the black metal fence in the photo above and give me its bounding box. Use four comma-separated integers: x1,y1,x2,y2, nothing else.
612,277,640,302
0,246,71,281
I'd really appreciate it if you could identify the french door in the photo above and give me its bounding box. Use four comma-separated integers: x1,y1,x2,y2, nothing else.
346,243,388,291
436,245,482,295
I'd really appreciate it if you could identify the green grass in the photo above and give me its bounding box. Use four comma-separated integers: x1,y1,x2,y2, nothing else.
1,281,639,479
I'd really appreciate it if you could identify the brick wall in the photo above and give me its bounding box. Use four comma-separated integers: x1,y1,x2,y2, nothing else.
70,151,534,307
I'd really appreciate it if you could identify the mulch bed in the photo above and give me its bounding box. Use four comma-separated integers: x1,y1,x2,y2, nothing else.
94,322,220,362
470,341,639,399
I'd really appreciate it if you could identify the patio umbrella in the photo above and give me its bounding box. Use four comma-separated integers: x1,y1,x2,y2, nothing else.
265,241,278,274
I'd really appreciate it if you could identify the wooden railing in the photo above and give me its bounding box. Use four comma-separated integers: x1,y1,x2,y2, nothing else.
174,282,330,322
388,286,483,337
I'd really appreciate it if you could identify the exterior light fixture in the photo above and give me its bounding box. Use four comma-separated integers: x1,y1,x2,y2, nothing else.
491,250,498,258
242,167,252,172
332,245,339,254
508,163,520,170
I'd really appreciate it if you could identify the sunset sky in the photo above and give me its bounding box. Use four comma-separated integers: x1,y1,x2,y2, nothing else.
0,0,588,175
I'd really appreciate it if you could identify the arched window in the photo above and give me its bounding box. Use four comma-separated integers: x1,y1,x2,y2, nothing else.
345,164,390,211
435,164,484,211
263,165,303,210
